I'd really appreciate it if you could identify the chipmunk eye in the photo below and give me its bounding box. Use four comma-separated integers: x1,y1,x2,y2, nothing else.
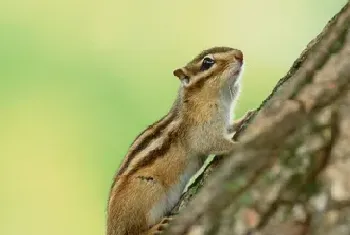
200,57,215,71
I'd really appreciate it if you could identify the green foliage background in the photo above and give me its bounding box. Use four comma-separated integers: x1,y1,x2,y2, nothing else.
0,1,346,234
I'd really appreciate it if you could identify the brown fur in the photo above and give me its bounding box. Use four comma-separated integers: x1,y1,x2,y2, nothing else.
107,47,246,235
116,114,176,176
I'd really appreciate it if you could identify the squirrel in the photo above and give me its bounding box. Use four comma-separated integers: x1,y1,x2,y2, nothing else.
107,46,251,235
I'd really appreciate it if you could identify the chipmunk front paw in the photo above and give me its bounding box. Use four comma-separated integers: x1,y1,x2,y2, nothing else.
148,217,173,235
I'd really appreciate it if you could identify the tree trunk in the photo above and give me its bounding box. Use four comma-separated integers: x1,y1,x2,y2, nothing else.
166,2,350,235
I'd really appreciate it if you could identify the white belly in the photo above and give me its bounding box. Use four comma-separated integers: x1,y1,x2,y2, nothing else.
147,159,201,226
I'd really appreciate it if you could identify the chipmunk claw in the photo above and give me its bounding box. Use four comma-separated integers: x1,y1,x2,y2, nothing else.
148,217,173,235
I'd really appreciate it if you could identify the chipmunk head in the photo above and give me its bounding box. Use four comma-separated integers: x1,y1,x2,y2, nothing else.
173,47,244,109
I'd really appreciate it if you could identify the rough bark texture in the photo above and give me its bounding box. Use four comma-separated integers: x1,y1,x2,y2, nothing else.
166,2,350,235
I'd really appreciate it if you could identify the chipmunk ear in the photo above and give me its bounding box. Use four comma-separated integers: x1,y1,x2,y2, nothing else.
173,68,190,85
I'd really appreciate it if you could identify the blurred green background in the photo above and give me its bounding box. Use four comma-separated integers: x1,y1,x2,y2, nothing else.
0,0,347,234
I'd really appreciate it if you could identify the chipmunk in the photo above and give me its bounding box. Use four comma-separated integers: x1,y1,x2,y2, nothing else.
107,46,250,235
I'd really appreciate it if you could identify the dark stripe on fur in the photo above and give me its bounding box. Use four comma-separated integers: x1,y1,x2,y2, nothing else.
188,62,227,91
126,128,179,177
188,47,234,65
116,114,175,177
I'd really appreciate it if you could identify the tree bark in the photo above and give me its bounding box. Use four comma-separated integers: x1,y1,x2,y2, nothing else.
166,2,350,235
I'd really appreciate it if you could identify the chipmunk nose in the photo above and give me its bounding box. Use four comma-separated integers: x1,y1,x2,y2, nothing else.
233,50,243,64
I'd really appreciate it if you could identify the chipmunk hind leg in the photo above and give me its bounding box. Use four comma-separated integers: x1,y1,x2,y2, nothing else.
107,183,150,235
107,200,147,235
108,176,168,235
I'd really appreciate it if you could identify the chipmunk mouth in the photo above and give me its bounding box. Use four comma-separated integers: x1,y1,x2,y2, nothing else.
235,59,244,73
229,62,243,82
220,63,242,104
233,67,242,76
221,63,242,100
